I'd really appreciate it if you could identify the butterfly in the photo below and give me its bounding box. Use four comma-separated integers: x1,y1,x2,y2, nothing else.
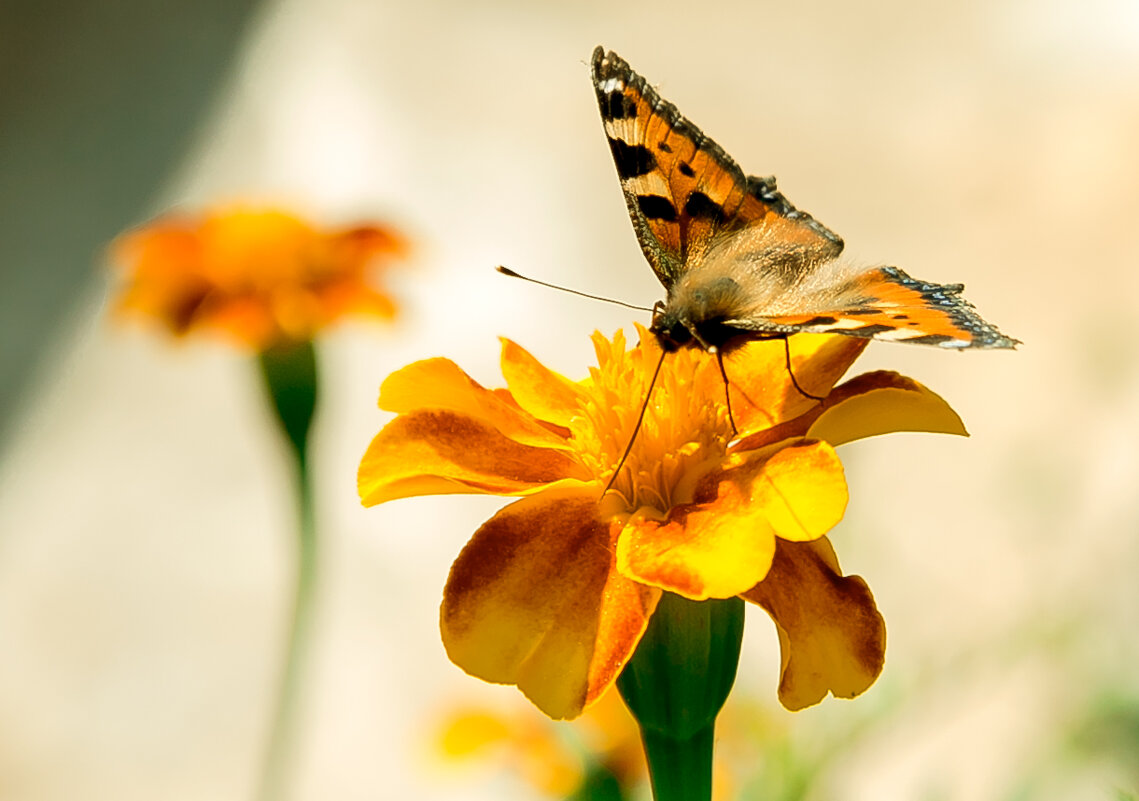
591,46,1019,355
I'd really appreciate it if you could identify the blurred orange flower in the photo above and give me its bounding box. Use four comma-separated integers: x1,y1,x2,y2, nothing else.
359,327,967,719
112,207,408,348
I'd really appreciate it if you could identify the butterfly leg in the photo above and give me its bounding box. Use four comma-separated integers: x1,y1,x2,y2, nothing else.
713,348,738,436
603,348,669,497
783,337,825,401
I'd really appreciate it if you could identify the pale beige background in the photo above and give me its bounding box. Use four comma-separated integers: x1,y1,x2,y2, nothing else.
2,0,1137,799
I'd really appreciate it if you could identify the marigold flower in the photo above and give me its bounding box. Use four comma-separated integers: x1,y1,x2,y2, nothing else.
112,207,407,348
358,327,966,719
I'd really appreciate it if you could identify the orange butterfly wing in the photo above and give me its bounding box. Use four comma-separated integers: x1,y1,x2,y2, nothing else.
592,47,842,288
592,46,1017,350
741,267,1019,348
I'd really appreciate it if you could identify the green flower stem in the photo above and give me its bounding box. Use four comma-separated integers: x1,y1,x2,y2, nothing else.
568,763,626,801
617,592,745,801
256,341,318,801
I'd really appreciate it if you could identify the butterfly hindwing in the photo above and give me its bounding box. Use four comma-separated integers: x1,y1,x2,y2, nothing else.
744,267,1019,348
591,47,843,290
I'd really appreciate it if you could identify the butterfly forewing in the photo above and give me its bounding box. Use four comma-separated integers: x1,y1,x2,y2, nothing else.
592,48,842,287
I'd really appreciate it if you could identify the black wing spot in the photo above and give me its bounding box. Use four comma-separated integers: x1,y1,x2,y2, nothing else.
801,316,838,326
637,194,678,221
851,324,895,338
601,90,637,120
892,314,909,320
845,309,879,316
659,141,673,153
678,161,695,178
608,138,656,179
683,191,725,224
908,334,956,346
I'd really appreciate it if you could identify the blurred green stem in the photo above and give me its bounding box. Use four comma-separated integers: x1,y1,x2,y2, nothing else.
256,341,318,801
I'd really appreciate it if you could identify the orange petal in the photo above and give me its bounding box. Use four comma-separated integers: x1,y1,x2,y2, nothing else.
742,538,885,710
378,358,568,449
807,371,968,445
337,284,398,320
500,339,588,427
441,488,660,719
615,440,846,598
358,410,589,506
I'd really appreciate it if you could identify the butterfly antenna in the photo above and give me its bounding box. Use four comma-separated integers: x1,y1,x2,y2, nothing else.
496,266,653,312
603,348,668,496
783,337,825,401
713,349,738,436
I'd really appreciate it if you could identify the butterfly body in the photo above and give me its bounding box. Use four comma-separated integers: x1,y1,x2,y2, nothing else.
592,47,1018,352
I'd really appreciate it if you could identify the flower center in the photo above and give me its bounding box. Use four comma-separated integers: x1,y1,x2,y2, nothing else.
571,330,733,515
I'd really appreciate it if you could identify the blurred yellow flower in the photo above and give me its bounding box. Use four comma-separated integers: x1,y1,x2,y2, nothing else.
437,692,646,797
435,684,759,800
438,706,584,797
359,327,967,718
112,207,408,348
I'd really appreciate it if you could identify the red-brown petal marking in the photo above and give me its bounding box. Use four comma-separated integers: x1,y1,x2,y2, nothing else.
358,410,589,506
742,538,885,710
442,488,660,719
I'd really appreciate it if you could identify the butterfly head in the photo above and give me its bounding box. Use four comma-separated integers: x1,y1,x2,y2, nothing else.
649,300,691,353
650,276,759,354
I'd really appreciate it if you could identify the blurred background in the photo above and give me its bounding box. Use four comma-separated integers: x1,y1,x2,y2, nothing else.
2,0,1137,799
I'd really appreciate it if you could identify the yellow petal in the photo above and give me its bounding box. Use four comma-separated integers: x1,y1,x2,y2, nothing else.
441,488,659,720
500,339,588,427
358,410,589,506
379,357,568,449
808,371,968,446
742,538,886,710
751,440,848,542
616,494,777,601
438,710,512,757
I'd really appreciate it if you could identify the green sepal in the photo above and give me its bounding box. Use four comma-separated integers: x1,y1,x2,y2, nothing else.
258,339,318,465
